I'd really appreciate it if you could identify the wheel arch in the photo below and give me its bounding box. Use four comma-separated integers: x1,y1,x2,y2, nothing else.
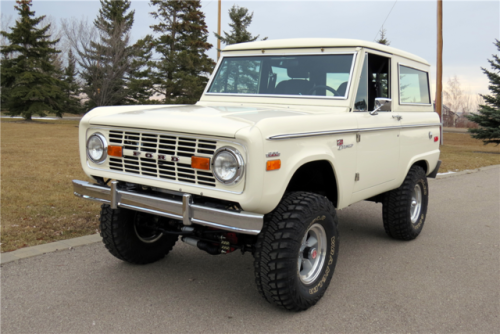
412,159,429,174
402,152,439,182
285,159,339,208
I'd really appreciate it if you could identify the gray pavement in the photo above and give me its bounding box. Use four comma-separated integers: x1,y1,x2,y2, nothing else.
2,167,499,333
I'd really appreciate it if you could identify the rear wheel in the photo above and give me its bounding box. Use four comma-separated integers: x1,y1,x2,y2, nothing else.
382,166,429,240
254,192,339,311
99,204,178,264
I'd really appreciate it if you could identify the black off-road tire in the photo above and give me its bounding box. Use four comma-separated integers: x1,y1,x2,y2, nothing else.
254,192,339,311
99,204,178,264
382,165,429,241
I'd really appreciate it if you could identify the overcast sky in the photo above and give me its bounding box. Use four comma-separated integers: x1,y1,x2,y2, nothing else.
1,0,498,98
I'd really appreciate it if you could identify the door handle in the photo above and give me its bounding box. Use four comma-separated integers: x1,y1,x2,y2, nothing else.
392,115,402,121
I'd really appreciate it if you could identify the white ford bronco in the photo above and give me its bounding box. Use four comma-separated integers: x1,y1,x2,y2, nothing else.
73,39,441,311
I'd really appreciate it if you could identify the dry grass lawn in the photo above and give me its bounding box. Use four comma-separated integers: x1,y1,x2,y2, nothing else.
440,132,500,172
1,119,99,252
1,120,499,252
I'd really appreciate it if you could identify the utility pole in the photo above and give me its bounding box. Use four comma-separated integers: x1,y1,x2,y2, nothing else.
217,0,221,60
436,0,443,144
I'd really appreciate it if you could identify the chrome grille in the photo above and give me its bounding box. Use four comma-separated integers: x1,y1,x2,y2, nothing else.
107,130,217,187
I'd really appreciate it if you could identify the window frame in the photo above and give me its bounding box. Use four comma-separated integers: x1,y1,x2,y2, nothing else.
398,63,432,106
203,52,358,100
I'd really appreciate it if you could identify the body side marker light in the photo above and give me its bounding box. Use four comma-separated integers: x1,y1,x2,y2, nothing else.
434,136,439,142
108,145,123,157
191,156,211,170
266,159,281,171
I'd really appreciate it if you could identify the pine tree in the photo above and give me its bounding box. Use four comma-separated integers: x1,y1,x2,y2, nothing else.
376,27,390,46
127,35,156,104
214,5,265,47
0,0,67,120
149,0,214,104
62,49,82,114
78,0,135,109
467,39,500,145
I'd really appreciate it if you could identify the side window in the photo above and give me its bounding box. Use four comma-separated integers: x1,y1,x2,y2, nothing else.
354,53,391,111
399,65,431,104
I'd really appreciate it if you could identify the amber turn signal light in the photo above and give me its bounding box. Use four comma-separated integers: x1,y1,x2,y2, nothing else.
191,156,210,170
107,145,123,157
266,159,281,171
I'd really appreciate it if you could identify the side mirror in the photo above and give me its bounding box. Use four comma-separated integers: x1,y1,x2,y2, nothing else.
370,98,392,115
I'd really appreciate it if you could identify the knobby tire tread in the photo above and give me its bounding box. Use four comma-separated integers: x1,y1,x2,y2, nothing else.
254,192,337,311
382,166,427,241
99,204,177,264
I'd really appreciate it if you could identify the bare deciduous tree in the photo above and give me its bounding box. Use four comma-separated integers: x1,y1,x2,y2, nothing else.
62,8,135,109
444,75,482,128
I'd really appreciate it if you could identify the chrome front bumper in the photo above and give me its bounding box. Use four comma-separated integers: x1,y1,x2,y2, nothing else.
72,180,263,235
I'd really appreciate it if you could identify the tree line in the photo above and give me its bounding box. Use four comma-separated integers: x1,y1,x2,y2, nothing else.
1,0,261,120
1,0,498,146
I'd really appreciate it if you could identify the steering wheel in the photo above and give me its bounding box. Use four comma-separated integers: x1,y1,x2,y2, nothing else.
307,85,338,96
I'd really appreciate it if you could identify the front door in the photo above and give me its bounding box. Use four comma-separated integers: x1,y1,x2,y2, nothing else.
353,53,401,193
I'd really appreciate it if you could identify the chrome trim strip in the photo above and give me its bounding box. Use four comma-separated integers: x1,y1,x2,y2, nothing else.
204,52,357,101
267,123,442,140
400,123,442,129
72,180,263,235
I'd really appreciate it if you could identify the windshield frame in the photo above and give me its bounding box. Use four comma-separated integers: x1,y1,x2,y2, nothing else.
203,51,358,100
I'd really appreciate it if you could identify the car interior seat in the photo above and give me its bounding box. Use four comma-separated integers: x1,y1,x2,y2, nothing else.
274,67,313,95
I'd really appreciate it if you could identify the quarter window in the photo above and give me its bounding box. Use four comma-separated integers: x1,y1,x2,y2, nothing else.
399,66,431,104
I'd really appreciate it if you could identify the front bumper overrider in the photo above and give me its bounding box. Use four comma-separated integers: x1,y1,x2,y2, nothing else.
72,180,263,235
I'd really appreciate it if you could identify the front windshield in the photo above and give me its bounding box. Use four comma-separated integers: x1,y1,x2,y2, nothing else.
207,54,355,98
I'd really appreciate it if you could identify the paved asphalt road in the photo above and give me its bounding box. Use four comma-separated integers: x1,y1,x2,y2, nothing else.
2,168,499,333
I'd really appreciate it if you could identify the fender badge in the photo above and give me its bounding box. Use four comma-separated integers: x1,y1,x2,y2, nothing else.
337,139,353,151
266,152,280,158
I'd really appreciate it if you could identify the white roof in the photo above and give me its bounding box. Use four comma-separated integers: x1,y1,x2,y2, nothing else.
223,38,429,65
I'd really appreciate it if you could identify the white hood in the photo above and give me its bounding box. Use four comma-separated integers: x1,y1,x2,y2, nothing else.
87,104,311,138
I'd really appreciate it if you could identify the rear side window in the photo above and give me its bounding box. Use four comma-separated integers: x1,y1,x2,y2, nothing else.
399,65,431,104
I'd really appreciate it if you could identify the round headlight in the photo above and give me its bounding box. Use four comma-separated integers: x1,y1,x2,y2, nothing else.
212,147,244,185
87,133,107,164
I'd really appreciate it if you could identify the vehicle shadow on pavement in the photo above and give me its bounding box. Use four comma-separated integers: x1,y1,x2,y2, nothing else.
90,201,391,313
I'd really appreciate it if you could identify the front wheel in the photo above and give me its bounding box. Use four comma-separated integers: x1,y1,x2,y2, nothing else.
382,165,429,240
99,204,178,264
254,192,339,311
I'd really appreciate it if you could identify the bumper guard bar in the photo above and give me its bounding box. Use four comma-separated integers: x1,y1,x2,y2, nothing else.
72,180,263,235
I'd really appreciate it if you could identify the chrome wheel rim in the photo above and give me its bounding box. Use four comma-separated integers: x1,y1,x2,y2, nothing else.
298,223,327,284
134,224,163,243
410,184,423,224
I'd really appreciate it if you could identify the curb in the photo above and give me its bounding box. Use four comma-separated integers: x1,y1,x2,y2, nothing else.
1,165,499,265
435,164,500,180
0,234,101,265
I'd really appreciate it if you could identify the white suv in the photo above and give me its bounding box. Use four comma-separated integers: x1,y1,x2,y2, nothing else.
74,38,441,311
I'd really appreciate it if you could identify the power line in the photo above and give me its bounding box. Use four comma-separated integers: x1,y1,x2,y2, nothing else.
373,0,398,41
